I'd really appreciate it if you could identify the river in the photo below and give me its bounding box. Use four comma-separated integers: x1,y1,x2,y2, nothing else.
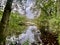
4,0,42,45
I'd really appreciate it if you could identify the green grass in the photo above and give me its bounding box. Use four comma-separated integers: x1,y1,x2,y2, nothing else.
23,40,29,45
0,11,27,36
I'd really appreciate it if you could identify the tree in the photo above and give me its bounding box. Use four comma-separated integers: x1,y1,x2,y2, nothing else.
0,0,13,45
36,0,57,16
35,0,59,45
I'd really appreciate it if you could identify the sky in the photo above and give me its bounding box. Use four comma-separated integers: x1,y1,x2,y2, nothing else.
17,0,35,19
25,0,35,19
0,0,38,19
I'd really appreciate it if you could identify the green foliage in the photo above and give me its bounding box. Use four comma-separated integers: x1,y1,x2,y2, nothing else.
22,40,29,45
36,0,57,16
34,12,60,44
34,10,60,45
0,11,27,36
34,0,59,43
8,12,27,35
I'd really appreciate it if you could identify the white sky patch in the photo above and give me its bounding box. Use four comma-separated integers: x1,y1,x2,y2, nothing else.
25,0,36,19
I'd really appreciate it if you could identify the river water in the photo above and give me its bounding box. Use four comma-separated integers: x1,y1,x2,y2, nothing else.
6,25,43,45
0,0,42,45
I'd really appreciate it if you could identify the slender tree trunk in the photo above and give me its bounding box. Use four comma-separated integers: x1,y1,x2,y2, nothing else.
0,0,13,45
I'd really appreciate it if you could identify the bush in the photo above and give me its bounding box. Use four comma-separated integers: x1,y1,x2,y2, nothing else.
0,11,27,36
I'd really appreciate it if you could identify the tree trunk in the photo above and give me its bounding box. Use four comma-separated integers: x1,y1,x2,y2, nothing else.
0,0,13,45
